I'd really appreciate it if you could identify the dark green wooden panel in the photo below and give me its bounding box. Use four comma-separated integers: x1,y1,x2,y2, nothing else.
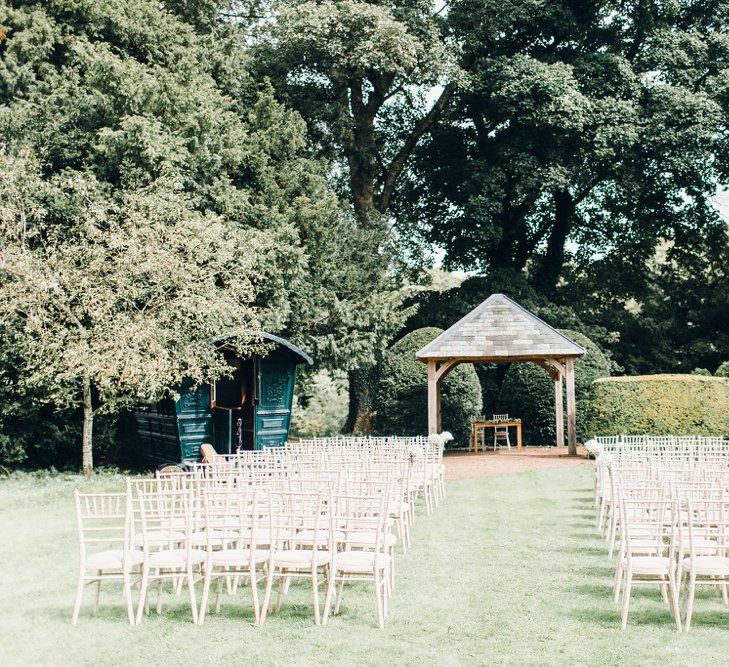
212,407,234,455
135,411,179,466
255,359,296,449
175,382,212,462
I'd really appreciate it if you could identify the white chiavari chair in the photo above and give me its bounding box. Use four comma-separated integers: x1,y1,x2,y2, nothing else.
72,490,142,625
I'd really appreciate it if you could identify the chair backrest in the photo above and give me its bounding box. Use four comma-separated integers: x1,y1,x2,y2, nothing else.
136,487,194,554
74,490,132,563
201,487,260,551
266,491,330,559
493,414,509,422
333,491,390,561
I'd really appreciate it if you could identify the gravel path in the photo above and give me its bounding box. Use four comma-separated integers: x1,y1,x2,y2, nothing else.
444,446,591,482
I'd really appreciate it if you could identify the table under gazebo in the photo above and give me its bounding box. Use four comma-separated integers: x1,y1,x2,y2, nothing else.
416,293,586,455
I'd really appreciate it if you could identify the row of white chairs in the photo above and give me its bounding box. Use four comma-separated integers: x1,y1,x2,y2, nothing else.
593,442,729,631
72,437,445,629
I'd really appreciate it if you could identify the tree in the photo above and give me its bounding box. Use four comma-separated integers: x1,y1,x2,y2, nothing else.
255,0,459,215
0,0,413,462
0,151,267,474
395,0,728,295
252,0,462,430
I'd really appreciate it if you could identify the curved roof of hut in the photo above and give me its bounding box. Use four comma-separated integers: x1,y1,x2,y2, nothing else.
210,331,314,365
416,293,585,362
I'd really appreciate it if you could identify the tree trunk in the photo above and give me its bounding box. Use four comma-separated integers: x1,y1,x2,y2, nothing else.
533,188,573,291
344,367,377,434
82,375,94,476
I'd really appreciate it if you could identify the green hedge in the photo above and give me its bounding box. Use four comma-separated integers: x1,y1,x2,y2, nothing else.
497,330,612,445
375,327,482,446
585,374,729,436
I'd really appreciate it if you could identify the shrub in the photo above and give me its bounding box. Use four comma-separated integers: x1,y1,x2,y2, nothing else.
375,327,482,446
290,370,348,438
692,367,712,376
715,362,729,378
497,330,612,445
585,374,729,436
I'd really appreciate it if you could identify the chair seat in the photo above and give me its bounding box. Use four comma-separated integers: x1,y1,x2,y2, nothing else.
274,549,332,569
190,530,240,547
681,556,729,575
390,501,410,516
296,528,345,544
211,548,270,567
86,549,145,570
626,523,657,535
335,550,390,572
346,532,397,549
133,530,185,547
622,556,672,575
147,548,207,569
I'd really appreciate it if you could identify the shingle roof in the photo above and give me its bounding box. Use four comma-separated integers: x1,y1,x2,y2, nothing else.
416,294,586,360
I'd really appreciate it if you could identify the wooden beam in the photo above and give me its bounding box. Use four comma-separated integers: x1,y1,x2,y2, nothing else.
427,360,438,434
434,358,460,383
565,357,577,455
554,373,564,448
436,378,443,432
536,360,559,380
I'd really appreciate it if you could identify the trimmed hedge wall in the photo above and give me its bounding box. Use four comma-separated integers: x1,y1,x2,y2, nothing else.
585,374,729,436
497,329,612,445
375,327,483,446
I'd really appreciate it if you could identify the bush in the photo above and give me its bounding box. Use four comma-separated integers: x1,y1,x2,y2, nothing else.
715,361,729,378
497,330,612,445
290,370,348,438
585,374,729,436
375,327,482,446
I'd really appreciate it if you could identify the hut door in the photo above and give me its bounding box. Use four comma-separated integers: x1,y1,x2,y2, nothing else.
254,359,296,449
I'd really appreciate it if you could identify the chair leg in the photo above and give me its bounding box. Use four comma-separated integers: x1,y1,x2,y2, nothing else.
123,571,135,625
322,568,335,625
71,568,85,625
669,572,682,632
374,571,384,630
334,578,345,615
187,567,198,624
620,568,632,630
259,565,275,626
136,565,150,625
312,569,321,626
613,561,623,603
93,571,102,613
214,576,224,614
199,568,212,624
685,573,696,633
156,574,164,615
250,567,260,624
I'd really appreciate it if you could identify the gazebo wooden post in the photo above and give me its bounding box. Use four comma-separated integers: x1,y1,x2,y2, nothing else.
565,357,577,455
554,369,564,448
427,359,439,435
436,378,443,432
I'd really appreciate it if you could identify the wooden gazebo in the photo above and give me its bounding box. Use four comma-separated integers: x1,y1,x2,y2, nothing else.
416,294,586,455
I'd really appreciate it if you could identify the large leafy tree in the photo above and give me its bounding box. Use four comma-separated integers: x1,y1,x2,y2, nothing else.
0,0,403,465
254,0,458,214
396,0,728,294
251,0,459,429
0,152,266,474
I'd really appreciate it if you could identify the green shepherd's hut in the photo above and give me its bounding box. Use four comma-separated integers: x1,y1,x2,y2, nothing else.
135,332,313,466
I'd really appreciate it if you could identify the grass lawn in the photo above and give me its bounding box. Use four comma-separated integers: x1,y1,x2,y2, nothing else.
3,467,729,666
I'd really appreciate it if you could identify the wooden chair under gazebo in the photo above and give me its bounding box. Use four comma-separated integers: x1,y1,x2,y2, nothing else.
416,294,586,455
